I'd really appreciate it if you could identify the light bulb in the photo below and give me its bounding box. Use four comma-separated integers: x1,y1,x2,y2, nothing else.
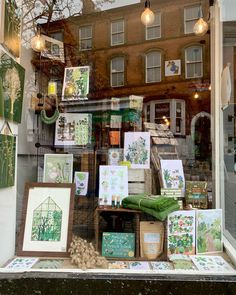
141,7,155,26
208,84,212,91
194,92,199,99
193,17,209,36
31,34,45,52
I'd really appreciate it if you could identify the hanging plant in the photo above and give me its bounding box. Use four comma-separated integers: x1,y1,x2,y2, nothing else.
40,96,60,124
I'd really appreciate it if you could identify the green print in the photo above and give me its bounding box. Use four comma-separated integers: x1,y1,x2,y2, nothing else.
163,169,184,189
31,197,62,242
197,210,222,254
125,136,148,165
0,50,25,123
0,134,16,188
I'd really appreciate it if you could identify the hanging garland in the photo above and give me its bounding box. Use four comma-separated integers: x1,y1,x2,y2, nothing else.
40,96,60,124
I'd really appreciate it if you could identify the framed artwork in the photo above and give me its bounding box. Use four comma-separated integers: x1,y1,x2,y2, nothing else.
0,133,16,188
167,210,196,256
0,49,25,123
165,60,181,76
185,181,208,209
110,115,122,129
99,165,128,206
54,113,92,146
62,66,90,101
74,171,89,196
41,35,65,63
160,160,185,189
43,154,73,183
108,148,123,165
196,209,223,254
0,0,21,57
124,132,150,169
17,182,75,257
190,255,234,272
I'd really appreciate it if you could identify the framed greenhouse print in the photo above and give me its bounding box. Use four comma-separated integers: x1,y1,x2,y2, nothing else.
17,182,75,257
43,154,73,183
62,66,90,101
0,49,25,123
0,0,21,57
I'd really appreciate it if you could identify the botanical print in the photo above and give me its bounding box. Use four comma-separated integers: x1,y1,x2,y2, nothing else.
99,165,128,206
31,197,62,241
109,130,120,145
190,255,235,272
33,259,64,269
165,60,181,76
124,132,150,169
21,184,73,254
169,254,196,270
54,113,92,146
1,0,21,57
41,35,65,63
62,66,90,101
0,134,16,188
150,261,173,270
0,49,25,123
129,261,150,270
74,171,89,195
160,160,185,189
110,115,122,129
196,209,223,254
43,154,73,183
108,148,123,165
129,95,143,110
167,210,195,255
5,257,39,269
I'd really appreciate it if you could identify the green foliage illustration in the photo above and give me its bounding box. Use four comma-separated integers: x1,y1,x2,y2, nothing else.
31,197,62,241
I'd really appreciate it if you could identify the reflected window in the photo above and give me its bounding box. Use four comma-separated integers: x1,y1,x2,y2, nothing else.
145,51,161,83
110,56,125,87
184,5,201,34
111,19,124,46
185,46,203,78
146,12,161,40
79,25,92,51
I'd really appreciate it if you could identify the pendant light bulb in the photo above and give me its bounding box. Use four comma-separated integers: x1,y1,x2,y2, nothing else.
194,91,199,99
193,17,209,36
141,1,155,26
31,27,45,52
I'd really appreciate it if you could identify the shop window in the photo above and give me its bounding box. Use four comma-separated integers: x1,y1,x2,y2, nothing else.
79,25,92,51
145,51,161,83
111,19,124,46
110,56,125,87
184,5,201,34
185,46,203,78
145,12,161,40
145,99,185,135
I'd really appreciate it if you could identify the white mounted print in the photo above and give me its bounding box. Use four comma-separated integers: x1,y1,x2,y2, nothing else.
124,132,150,169
196,209,223,254
99,165,128,206
108,149,123,166
160,160,185,189
165,60,181,76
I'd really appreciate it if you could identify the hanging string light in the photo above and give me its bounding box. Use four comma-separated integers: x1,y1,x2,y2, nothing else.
141,0,155,26
193,5,209,36
31,26,45,52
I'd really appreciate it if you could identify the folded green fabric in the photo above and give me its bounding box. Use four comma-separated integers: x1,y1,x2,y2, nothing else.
122,195,180,221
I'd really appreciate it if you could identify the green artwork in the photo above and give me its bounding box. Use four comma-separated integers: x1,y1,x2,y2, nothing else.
0,49,25,123
62,66,90,101
102,232,135,258
43,154,73,183
0,133,16,188
31,196,62,242
196,209,223,254
4,0,21,57
33,259,64,269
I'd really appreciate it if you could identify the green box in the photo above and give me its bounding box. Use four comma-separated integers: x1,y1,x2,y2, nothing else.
102,232,135,258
